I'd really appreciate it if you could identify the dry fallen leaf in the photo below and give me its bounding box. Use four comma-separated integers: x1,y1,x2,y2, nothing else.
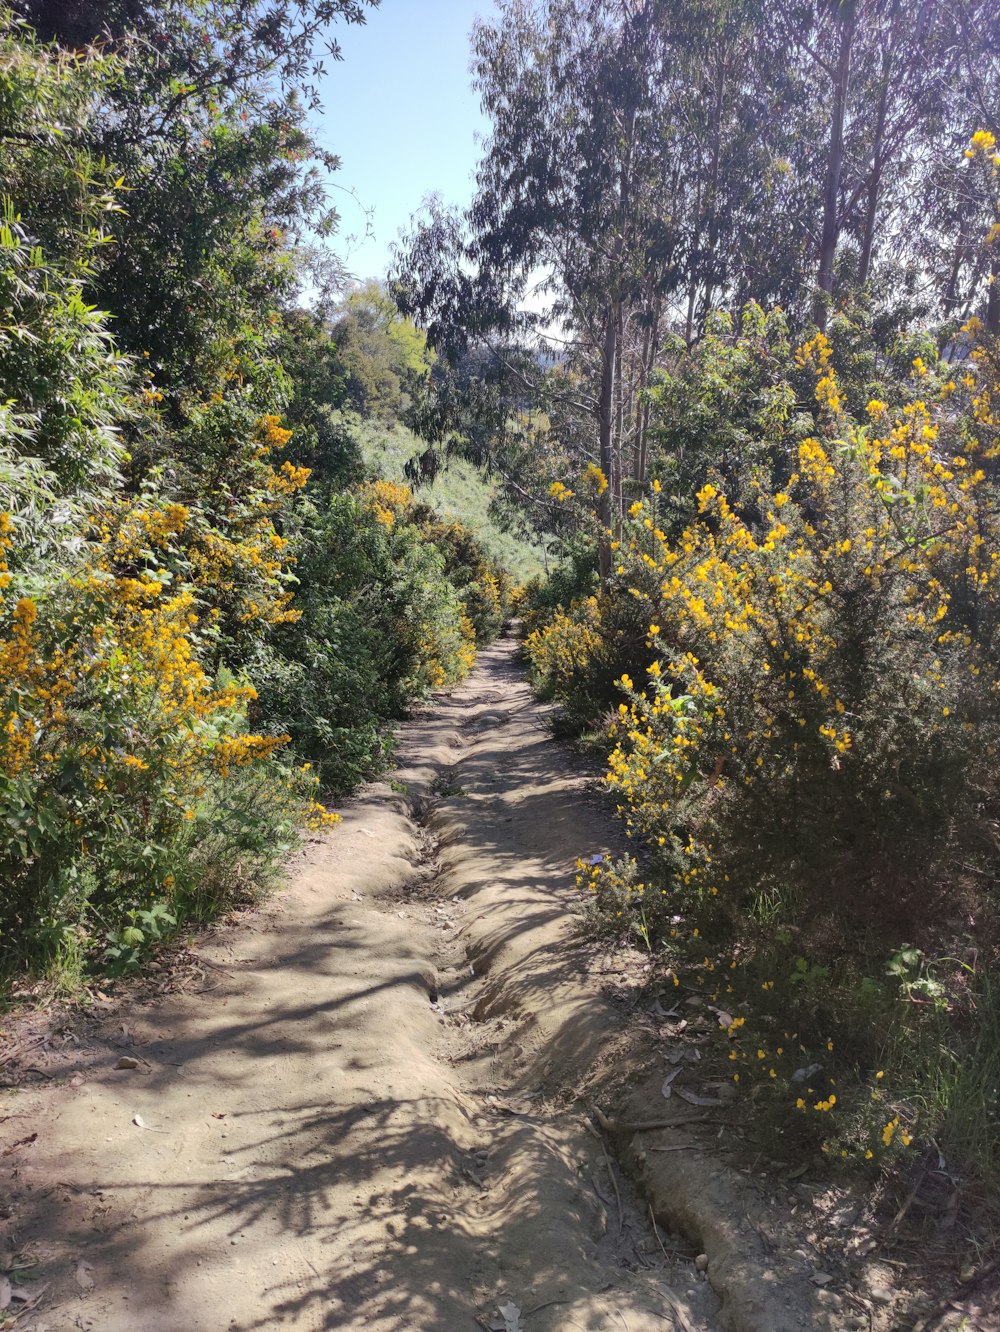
661,1066,683,1100
791,1063,823,1085
0,1275,11,1310
132,1112,166,1133
676,1089,723,1108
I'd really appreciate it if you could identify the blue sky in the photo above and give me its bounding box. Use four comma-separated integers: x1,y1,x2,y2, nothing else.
316,1,497,283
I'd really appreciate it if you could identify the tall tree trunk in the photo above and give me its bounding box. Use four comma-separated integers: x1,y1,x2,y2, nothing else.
943,209,971,316
685,171,702,346
857,0,900,288
857,83,890,284
632,310,654,482
612,303,626,537
961,250,991,323
700,49,726,326
987,251,1000,337
597,306,618,579
816,8,856,329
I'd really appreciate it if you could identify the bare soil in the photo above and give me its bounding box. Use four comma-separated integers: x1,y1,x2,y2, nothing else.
1,636,990,1331
0,637,719,1331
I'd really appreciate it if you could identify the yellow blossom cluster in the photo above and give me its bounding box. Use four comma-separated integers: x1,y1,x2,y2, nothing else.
965,128,1000,165
583,463,608,495
359,479,414,529
524,596,602,696
259,413,293,452
603,330,1000,928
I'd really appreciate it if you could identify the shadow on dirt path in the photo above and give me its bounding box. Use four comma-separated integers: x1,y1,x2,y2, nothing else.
2,635,721,1332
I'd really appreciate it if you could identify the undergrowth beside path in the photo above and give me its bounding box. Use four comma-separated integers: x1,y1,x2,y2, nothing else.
522,298,1000,1250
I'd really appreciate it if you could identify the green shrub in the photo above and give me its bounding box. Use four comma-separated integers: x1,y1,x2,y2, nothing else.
253,482,501,793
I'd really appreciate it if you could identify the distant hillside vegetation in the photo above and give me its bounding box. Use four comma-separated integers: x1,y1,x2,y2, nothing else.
360,420,547,583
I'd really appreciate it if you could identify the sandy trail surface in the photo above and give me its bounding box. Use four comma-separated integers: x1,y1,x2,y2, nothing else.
2,636,721,1332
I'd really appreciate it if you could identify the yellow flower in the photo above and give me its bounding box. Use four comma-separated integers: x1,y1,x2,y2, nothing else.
584,463,608,494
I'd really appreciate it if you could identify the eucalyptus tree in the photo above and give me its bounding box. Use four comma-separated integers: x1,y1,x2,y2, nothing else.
770,0,998,327
15,0,378,117
394,0,695,570
912,1,1000,332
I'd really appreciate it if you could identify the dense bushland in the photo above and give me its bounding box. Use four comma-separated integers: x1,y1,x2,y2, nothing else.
0,9,513,988
523,286,1000,1186
7,0,1000,1229
252,481,513,793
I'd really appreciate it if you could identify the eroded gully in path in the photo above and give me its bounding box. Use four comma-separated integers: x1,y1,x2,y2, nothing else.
2,634,722,1332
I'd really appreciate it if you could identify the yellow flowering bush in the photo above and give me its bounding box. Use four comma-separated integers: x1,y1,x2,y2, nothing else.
567,309,1000,1182
354,485,492,693
524,595,602,696
147,403,313,650
608,329,1000,947
521,533,651,731
410,501,516,642
0,503,335,976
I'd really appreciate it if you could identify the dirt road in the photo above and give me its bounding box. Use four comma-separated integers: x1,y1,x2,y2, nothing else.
2,636,721,1332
